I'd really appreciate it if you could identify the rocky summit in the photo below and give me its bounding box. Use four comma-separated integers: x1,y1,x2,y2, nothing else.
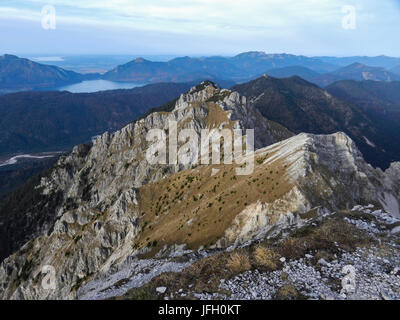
0,81,399,300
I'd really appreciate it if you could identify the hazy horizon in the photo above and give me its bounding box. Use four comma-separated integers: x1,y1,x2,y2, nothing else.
10,53,400,59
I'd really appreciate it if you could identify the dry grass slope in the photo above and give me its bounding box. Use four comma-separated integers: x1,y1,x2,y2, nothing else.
133,153,293,256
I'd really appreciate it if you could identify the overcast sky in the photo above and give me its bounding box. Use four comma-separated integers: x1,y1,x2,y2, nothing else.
0,0,399,56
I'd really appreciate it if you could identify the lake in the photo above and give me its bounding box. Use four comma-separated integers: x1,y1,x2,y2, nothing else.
56,80,147,93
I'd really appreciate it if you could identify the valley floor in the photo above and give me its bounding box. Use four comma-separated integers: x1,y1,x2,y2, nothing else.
0,152,62,167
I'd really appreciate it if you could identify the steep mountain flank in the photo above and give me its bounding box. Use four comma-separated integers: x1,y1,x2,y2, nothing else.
326,80,400,166
0,145,89,262
233,75,400,169
0,82,193,157
0,156,59,197
0,129,399,299
326,80,400,126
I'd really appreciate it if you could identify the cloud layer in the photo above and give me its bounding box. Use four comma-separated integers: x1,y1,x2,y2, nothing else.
0,0,399,56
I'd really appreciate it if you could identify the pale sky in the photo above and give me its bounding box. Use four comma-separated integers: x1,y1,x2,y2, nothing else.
0,0,399,56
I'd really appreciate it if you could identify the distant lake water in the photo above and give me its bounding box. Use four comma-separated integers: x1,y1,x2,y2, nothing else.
56,80,147,93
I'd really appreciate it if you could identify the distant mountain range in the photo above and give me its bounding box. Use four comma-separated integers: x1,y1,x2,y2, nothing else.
102,52,400,86
314,55,400,69
391,65,400,75
227,52,338,74
103,56,242,83
264,63,400,87
263,66,320,82
312,63,400,87
102,52,338,83
2,52,400,94
0,54,99,94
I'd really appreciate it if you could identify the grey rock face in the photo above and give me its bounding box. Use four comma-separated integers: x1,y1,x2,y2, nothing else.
0,82,292,300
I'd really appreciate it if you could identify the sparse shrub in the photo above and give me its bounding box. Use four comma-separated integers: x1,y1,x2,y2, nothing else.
121,284,157,300
279,217,373,260
275,283,301,300
226,252,251,273
314,218,372,250
253,246,280,271
313,250,335,264
278,237,306,260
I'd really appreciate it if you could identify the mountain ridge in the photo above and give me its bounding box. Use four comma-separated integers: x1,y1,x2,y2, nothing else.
232,75,400,169
0,80,399,300
314,55,400,69
103,51,338,84
264,66,320,82
0,81,292,263
3,53,400,94
313,63,400,87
